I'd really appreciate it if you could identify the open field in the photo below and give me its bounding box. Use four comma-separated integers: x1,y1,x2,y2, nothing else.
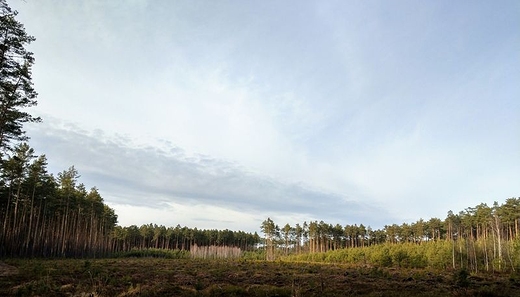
1,258,520,296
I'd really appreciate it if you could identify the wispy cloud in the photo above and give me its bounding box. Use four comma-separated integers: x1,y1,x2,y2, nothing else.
13,0,519,232
27,118,393,231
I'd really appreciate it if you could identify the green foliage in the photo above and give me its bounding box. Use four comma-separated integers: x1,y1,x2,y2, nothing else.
512,238,520,270
391,244,428,269
453,268,470,287
111,224,260,253
242,249,266,260
112,248,190,259
0,152,118,257
370,245,393,267
0,0,41,154
391,248,408,267
423,240,452,269
283,241,455,270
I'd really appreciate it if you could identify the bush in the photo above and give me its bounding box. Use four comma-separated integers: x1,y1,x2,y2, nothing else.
241,250,266,260
112,248,190,259
391,249,408,268
369,245,393,267
454,268,469,287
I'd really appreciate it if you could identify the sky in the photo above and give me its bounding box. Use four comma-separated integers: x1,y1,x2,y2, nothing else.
8,0,520,233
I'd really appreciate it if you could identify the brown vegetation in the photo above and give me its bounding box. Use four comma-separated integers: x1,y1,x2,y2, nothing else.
1,258,519,296
0,261,18,276
190,244,242,259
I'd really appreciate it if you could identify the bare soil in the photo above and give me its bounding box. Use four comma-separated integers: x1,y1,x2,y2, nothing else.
0,261,18,277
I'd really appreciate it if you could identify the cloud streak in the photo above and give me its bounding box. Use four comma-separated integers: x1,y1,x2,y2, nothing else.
27,118,392,231
11,0,520,232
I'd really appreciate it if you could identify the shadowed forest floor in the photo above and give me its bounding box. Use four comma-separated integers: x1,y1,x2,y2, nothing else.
1,258,520,296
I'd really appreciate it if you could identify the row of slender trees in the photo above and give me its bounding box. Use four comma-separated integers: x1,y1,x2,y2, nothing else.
1,2,518,273
262,198,520,253
0,0,313,259
0,2,122,258
0,1,263,259
261,198,520,271
0,142,261,257
0,141,264,257
0,143,118,257
111,224,260,252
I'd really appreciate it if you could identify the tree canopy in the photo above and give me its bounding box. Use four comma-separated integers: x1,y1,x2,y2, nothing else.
0,0,40,156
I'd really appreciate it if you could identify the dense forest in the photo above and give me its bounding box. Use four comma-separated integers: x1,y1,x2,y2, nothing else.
0,152,118,257
0,1,117,258
0,0,260,258
260,198,520,272
1,0,519,275
0,144,260,257
111,225,260,253
261,199,520,252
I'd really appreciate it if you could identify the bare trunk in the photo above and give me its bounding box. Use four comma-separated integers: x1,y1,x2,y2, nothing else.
494,215,502,271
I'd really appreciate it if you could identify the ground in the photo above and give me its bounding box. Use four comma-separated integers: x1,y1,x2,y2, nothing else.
1,258,519,296
0,261,19,277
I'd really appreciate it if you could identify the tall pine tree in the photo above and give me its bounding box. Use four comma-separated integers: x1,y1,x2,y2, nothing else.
0,0,40,157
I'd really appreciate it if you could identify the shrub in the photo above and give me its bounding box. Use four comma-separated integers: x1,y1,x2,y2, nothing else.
453,268,469,287
112,248,190,259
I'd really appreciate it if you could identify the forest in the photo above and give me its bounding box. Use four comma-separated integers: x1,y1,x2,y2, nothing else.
0,141,260,257
260,198,520,273
1,139,519,274
1,0,519,274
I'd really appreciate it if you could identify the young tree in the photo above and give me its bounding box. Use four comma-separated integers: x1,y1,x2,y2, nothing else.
0,1,40,157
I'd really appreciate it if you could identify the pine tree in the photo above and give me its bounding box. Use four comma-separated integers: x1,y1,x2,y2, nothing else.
261,218,277,260
0,1,40,157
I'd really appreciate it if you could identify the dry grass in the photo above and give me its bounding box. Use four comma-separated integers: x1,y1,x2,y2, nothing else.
1,258,519,296
0,261,19,276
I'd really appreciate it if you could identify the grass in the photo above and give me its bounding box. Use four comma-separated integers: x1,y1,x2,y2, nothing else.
1,258,520,296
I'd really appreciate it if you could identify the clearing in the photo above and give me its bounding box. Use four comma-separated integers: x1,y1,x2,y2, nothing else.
1,258,519,296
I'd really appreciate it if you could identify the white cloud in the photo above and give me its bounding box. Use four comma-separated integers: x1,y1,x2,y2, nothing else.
12,0,520,232
26,118,393,232
106,202,262,232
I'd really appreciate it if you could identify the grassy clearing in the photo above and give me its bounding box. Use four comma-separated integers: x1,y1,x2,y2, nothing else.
1,258,519,296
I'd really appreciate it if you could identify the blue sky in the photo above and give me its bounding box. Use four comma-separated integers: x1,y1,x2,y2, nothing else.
10,0,520,232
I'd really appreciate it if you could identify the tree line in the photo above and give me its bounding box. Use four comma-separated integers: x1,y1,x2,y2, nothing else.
0,1,262,258
0,1,118,258
111,224,260,252
261,198,520,272
0,142,260,257
2,1,519,273
0,143,118,257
